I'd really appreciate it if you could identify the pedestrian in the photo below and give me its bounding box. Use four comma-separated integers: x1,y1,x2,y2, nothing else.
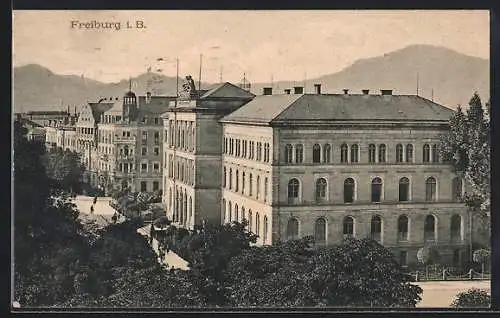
93,196,98,205
112,213,117,224
90,205,94,214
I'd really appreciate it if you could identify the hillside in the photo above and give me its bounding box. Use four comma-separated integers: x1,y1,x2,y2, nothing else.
13,44,489,112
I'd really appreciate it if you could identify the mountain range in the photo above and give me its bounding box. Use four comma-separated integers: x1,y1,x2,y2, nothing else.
13,44,489,113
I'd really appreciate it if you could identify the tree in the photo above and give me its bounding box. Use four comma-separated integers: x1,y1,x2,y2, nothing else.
473,249,491,276
451,288,490,308
41,147,85,193
439,92,490,213
225,237,422,308
225,237,318,307
417,246,440,279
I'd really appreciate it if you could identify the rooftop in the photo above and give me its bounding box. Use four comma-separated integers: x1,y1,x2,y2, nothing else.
221,93,455,125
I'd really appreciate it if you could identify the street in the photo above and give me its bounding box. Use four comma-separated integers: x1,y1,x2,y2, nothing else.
417,280,491,308
74,195,124,226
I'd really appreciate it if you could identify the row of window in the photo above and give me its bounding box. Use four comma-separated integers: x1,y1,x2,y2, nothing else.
166,120,196,152
168,187,194,225
117,161,161,173
287,176,463,203
283,143,440,164
285,214,463,244
77,127,95,135
223,166,269,202
222,199,269,244
140,180,160,192
223,137,271,163
167,155,195,185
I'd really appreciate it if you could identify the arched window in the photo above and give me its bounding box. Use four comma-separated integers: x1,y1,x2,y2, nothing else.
288,178,300,201
399,177,410,202
424,215,436,241
314,218,327,245
425,177,437,202
452,177,463,202
315,178,327,201
255,212,261,237
368,144,376,163
249,173,253,196
285,144,293,163
263,216,268,244
228,202,232,222
287,218,299,240
312,144,321,163
341,143,348,163
371,177,382,203
406,144,414,163
344,178,355,203
351,144,359,163
432,144,439,163
229,168,233,189
396,144,403,163
234,204,239,222
222,199,226,223
248,210,253,231
398,215,409,241
264,177,268,202
235,170,239,192
256,175,261,199
242,172,246,194
423,144,430,163
451,214,462,242
371,215,382,242
378,144,386,163
323,144,331,163
241,207,246,224
343,216,354,238
295,144,304,163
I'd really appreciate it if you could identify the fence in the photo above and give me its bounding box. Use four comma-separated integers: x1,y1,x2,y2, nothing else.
408,268,491,282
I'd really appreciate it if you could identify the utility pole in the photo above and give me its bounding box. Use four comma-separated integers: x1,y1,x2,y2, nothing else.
198,54,203,91
416,72,420,96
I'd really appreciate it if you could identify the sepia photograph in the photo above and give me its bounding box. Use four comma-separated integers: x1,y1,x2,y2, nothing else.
12,10,491,310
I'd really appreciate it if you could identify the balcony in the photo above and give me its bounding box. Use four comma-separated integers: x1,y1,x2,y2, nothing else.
115,136,136,144
116,154,135,161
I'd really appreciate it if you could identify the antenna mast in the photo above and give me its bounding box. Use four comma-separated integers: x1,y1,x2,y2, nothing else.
129,77,132,92
198,54,203,91
416,72,419,96
220,65,223,83
431,88,434,102
175,58,179,107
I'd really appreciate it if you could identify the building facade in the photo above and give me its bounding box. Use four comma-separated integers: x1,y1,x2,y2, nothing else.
96,92,175,194
161,82,471,267
161,77,255,229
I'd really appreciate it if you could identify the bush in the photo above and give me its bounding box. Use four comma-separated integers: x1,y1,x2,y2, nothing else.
451,288,491,308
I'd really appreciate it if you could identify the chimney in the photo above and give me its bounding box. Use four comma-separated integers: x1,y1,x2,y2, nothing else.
381,89,393,96
263,87,273,95
343,89,349,95
284,89,291,95
314,84,322,94
362,89,370,95
146,92,152,104
294,86,304,94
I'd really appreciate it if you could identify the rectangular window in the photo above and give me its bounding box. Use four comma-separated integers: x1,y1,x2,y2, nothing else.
142,147,147,156
154,117,160,125
154,147,160,156
140,181,147,192
153,162,159,172
141,163,148,172
153,181,159,191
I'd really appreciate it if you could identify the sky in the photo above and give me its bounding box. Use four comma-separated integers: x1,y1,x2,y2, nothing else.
12,10,489,84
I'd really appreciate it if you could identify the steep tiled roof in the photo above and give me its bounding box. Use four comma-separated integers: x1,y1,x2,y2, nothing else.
221,94,455,124
89,102,114,122
137,96,176,115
